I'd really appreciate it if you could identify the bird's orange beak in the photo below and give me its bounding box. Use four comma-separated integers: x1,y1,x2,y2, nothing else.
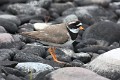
79,26,84,30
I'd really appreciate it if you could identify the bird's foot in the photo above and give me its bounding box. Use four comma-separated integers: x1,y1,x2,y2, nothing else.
48,47,65,64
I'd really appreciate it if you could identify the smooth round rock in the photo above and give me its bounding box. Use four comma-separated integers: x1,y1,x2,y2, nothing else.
45,67,110,80
0,14,21,26
86,48,120,80
82,21,120,44
0,33,14,43
0,19,18,33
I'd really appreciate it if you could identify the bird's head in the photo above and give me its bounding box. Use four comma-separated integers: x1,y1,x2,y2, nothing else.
67,20,84,40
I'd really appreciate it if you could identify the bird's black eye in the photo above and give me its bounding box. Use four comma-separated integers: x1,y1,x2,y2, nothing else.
68,21,82,29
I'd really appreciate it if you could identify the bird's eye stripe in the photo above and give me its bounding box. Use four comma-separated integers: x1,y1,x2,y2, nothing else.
76,23,82,26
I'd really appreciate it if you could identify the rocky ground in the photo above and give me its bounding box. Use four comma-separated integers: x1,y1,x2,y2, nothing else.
0,0,120,80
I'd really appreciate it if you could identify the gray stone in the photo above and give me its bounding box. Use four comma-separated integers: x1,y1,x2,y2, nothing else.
7,3,49,16
0,19,18,33
15,62,54,74
0,26,7,33
45,67,110,80
27,0,52,9
50,2,75,15
82,21,120,44
74,0,111,7
6,74,22,80
13,51,45,62
22,43,47,58
0,14,21,26
72,52,91,63
0,33,14,43
0,49,12,61
62,5,117,25
86,48,120,80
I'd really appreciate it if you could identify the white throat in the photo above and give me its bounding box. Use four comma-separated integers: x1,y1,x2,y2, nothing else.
67,26,79,33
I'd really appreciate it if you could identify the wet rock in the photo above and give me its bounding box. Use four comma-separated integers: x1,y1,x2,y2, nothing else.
0,26,7,33
62,5,117,25
45,67,110,80
82,21,120,44
50,2,75,15
22,43,47,58
15,62,54,74
86,48,120,80
0,19,18,33
13,50,45,62
74,0,111,7
0,14,21,26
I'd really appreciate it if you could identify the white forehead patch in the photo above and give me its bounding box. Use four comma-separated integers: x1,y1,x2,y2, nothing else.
76,23,82,26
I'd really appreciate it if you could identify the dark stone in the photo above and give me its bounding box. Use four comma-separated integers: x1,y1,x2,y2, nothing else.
3,67,28,77
0,14,21,26
97,50,106,54
9,0,28,3
72,52,91,63
7,3,49,16
62,5,117,25
78,45,109,53
69,59,84,67
74,0,111,7
50,2,75,15
21,44,47,58
0,18,18,33
0,49,12,61
28,0,52,9
0,41,25,50
13,50,45,62
34,70,52,80
82,21,120,44
0,26,7,33
18,23,34,33
6,74,22,80
0,61,18,67
108,42,120,50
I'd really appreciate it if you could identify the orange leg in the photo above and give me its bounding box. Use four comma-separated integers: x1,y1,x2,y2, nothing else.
48,47,64,63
